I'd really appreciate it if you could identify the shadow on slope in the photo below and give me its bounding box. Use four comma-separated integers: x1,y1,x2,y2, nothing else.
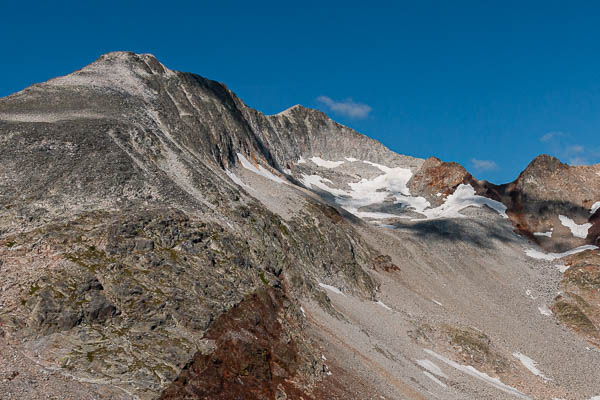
391,217,521,251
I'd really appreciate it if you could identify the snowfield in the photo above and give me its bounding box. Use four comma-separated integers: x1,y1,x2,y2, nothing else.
416,184,508,220
309,156,345,168
299,157,508,222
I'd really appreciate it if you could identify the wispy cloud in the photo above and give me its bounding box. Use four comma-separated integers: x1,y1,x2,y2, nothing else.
472,158,498,171
539,131,565,143
316,96,372,119
566,144,584,154
539,131,597,165
568,156,589,166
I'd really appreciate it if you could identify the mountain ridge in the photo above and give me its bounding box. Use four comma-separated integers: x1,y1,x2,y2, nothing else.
2,52,600,399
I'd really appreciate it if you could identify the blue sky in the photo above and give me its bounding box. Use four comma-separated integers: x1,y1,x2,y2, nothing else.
2,1,599,183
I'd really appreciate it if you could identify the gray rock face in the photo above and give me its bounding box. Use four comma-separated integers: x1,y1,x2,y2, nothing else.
0,52,384,398
1,52,600,399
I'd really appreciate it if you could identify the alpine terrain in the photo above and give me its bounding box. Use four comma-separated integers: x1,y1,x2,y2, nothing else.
1,51,600,400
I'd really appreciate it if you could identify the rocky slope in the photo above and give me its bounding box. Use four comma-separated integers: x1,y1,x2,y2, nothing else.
1,52,600,399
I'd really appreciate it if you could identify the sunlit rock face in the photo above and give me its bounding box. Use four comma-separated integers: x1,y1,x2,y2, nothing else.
1,52,600,399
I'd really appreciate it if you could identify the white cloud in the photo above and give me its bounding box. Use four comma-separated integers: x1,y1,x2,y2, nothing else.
472,158,498,171
316,96,372,118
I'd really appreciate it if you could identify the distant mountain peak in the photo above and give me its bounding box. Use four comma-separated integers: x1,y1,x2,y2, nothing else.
274,103,329,120
526,153,565,170
86,51,173,77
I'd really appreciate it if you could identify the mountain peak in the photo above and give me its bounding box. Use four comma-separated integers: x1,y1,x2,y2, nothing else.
276,104,324,115
275,104,304,115
32,51,176,100
89,51,172,76
274,104,327,119
529,153,562,166
520,154,566,177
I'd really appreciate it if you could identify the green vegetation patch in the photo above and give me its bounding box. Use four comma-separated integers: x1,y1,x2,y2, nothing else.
28,283,41,296
553,298,598,337
258,270,269,286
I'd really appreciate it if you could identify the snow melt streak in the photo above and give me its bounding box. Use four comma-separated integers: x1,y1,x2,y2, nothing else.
318,283,345,296
512,352,549,380
525,245,598,261
237,153,286,184
423,349,529,399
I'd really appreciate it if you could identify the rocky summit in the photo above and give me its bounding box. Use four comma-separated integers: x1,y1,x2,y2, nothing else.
1,51,600,400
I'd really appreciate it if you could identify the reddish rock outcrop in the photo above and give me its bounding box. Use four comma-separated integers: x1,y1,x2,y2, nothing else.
408,157,475,207
495,155,600,251
408,154,600,251
160,288,317,400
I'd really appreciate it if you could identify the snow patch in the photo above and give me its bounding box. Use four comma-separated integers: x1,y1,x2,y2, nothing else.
525,245,598,261
424,349,530,399
297,156,307,164
225,170,255,192
513,352,550,381
559,215,592,238
423,371,447,388
538,305,552,316
310,156,344,168
432,299,443,306
591,201,600,215
345,157,359,162
555,264,569,273
300,175,348,197
533,231,553,238
416,184,508,220
237,153,286,184
376,300,392,311
318,283,345,296
416,359,448,379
